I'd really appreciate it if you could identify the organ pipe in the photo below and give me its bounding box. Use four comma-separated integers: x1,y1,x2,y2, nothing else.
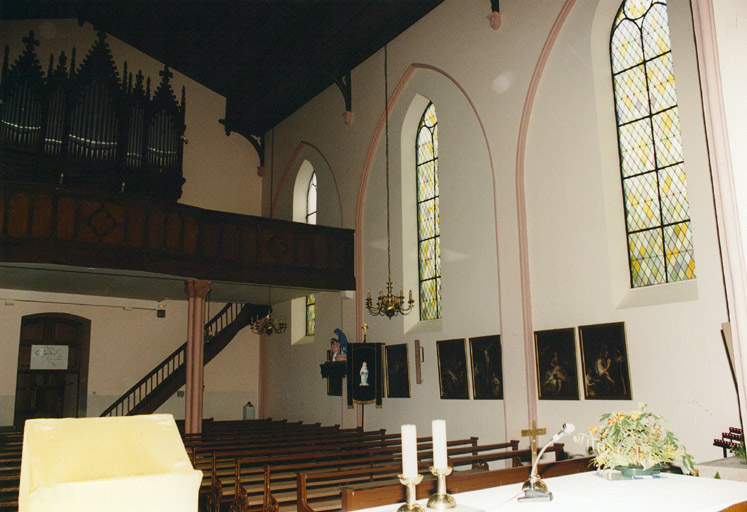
0,31,185,201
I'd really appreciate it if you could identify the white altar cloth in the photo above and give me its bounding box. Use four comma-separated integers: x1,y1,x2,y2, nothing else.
357,472,747,512
696,457,747,482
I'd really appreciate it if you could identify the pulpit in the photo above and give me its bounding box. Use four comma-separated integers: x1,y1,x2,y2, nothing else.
19,414,202,512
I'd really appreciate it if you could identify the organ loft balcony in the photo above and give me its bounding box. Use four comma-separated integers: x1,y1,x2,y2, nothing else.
0,31,355,301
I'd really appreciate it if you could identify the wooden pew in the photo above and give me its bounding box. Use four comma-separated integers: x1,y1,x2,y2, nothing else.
184,419,348,510
197,429,404,496
297,464,402,512
186,421,347,460
0,427,22,512
190,427,387,464
190,425,390,476
292,442,531,512
177,417,279,435
201,434,478,487
215,438,490,511
340,455,593,511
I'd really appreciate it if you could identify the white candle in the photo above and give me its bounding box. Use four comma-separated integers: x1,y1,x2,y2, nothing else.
432,419,448,470
401,424,418,477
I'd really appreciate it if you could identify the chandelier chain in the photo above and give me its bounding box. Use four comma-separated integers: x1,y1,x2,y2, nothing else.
384,43,392,281
365,43,414,319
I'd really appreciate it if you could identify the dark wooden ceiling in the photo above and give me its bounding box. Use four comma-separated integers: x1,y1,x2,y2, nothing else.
2,0,445,141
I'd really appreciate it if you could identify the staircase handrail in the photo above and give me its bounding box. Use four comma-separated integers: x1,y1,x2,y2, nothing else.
100,302,245,417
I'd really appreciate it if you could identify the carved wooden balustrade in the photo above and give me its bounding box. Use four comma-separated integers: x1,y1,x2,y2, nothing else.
0,29,354,289
0,181,355,291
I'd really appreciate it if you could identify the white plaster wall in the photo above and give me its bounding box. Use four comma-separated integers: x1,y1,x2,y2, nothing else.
265,0,509,446
358,66,502,444
265,138,356,426
158,325,261,421
0,292,189,424
0,290,260,425
711,2,747,281
0,19,262,217
267,291,352,427
525,0,735,463
263,0,737,464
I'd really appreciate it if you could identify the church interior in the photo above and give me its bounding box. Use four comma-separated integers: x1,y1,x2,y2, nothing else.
3,0,747,509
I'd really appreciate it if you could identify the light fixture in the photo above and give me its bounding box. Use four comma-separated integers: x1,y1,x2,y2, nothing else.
249,130,287,335
366,43,414,319
249,312,287,335
250,286,287,335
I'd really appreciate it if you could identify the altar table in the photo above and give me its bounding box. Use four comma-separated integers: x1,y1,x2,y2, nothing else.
696,457,747,482
356,471,747,512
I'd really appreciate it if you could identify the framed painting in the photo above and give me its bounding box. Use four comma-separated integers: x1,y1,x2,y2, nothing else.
385,344,410,398
534,328,579,400
437,338,469,400
468,335,503,400
579,322,632,400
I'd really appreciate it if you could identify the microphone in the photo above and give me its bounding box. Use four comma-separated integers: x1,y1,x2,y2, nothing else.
549,423,575,443
518,423,575,503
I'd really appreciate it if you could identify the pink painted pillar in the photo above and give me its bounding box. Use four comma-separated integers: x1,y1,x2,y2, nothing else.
259,333,268,419
184,279,211,434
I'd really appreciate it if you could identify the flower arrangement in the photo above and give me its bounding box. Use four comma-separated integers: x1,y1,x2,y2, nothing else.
576,404,695,475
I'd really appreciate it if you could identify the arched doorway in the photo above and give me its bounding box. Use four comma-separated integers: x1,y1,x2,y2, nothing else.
13,314,91,426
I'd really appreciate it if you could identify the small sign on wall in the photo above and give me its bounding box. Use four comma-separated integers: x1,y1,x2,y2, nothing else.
30,345,69,370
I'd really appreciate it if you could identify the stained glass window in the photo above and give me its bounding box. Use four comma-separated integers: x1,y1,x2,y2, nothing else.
416,103,441,319
611,0,694,287
306,171,316,335
306,171,317,225
306,293,315,337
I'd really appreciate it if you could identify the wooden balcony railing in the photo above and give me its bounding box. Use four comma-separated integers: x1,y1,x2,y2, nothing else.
0,181,355,291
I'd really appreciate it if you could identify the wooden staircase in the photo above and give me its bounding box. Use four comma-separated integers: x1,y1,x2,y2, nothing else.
100,302,268,417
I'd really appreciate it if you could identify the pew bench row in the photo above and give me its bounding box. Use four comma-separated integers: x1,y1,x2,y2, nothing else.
218,443,566,512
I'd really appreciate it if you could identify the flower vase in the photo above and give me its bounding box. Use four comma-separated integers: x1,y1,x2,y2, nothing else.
617,465,661,478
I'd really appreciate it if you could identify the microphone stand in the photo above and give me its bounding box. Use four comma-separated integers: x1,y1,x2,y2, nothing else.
518,423,574,503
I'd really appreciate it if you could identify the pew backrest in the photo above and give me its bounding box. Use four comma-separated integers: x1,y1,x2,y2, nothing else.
339,454,591,511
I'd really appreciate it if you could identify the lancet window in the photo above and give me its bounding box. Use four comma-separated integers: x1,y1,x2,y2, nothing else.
610,0,695,287
306,171,317,336
416,102,441,320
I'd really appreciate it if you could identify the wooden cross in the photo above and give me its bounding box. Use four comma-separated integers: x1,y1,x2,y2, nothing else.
521,421,546,468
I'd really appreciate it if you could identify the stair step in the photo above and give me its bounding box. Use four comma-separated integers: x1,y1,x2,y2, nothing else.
100,303,263,417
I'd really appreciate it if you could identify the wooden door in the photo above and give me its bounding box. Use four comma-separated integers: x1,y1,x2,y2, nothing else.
13,315,90,427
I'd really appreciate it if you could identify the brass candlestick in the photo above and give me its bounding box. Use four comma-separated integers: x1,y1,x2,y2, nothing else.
397,474,425,512
427,466,456,510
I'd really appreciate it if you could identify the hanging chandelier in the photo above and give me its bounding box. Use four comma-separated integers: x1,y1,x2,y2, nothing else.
250,285,287,335
249,311,287,335
250,133,288,335
366,44,414,319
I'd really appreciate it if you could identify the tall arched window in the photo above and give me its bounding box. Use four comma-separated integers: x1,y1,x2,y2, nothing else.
305,171,317,336
306,171,317,225
611,0,695,288
416,103,441,320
